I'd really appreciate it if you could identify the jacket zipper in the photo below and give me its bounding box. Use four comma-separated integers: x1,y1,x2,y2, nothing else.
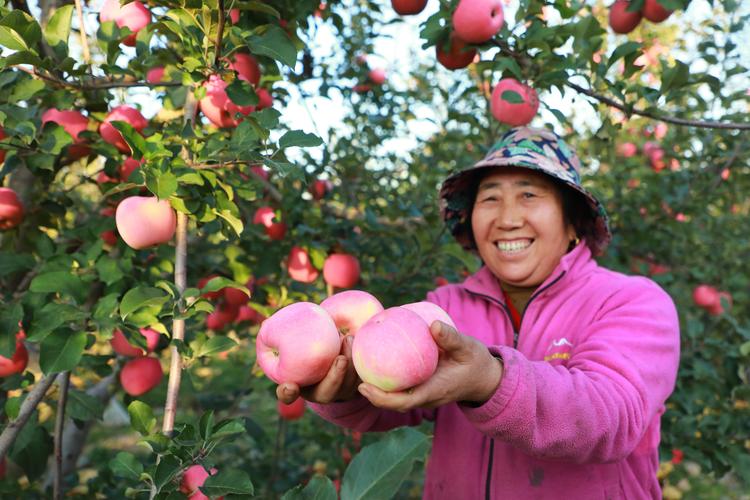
467,271,567,499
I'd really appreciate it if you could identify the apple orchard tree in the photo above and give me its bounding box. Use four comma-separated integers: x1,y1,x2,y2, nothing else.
0,0,749,498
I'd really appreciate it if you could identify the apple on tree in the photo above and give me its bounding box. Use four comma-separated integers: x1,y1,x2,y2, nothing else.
436,33,477,70
255,88,273,110
146,66,165,84
323,253,361,289
206,303,239,331
0,330,28,377
228,53,262,86
99,105,148,153
115,196,177,249
616,142,638,158
100,0,151,46
452,0,504,44
320,290,384,336
180,464,223,500
229,8,240,23
310,179,333,200
199,74,255,128
41,109,91,159
609,0,642,34
287,246,319,283
391,0,428,15
368,68,387,85
252,206,287,241
110,328,160,357
119,356,163,396
490,78,539,127
642,0,673,22
0,187,24,230
278,398,306,420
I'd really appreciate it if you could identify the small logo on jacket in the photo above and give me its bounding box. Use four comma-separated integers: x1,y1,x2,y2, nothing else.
544,337,573,362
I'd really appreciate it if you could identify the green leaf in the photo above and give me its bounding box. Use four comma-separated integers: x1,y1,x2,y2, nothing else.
39,329,87,374
154,454,182,492
95,255,124,286
43,5,73,52
120,286,170,320
279,130,323,149
110,121,147,158
226,79,259,107
0,10,41,49
211,419,246,441
500,90,524,104
246,25,297,67
341,428,430,500
195,336,237,358
215,209,244,236
201,468,254,496
0,252,35,275
67,389,105,421
660,60,689,94
39,123,74,154
128,400,156,435
245,1,281,17
607,41,642,69
0,26,30,51
282,476,337,500
199,410,214,440
29,271,87,304
28,303,86,342
0,303,23,359
109,451,144,481
145,171,178,199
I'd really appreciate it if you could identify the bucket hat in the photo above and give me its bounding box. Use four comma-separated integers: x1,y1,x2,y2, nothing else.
439,126,611,256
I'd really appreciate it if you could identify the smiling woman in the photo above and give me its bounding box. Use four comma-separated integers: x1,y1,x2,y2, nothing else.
279,127,681,500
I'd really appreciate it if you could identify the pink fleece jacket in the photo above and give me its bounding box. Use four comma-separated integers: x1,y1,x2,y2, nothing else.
311,243,680,499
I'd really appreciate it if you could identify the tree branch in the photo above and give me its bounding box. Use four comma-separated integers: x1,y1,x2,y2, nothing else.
214,0,226,68
73,0,90,64
53,372,71,500
0,374,58,460
12,66,182,90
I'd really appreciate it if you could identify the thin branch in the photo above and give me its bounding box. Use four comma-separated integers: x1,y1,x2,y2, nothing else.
0,374,58,460
214,0,226,68
73,0,90,64
53,371,71,500
12,66,182,90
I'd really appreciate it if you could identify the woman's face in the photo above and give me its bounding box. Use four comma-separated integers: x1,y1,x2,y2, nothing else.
471,167,576,288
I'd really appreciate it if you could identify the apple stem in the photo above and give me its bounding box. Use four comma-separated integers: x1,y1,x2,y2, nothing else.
326,283,334,297
74,0,91,64
53,371,71,500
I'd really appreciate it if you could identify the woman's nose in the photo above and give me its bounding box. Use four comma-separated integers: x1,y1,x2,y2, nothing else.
496,201,523,229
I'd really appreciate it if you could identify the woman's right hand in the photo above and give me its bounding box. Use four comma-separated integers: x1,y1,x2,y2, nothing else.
275,334,361,405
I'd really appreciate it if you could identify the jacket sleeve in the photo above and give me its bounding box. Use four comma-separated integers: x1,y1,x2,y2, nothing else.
308,398,435,432
459,279,680,464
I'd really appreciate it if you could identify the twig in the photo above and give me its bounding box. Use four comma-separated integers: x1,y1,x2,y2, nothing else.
0,374,58,460
73,0,90,64
12,66,182,90
214,0,226,68
53,371,71,500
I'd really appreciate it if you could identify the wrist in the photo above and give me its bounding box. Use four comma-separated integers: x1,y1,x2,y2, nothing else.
462,353,504,406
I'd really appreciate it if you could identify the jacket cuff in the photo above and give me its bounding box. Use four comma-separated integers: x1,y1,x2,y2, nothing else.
460,345,521,424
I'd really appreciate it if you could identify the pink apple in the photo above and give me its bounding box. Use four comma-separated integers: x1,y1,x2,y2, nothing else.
41,109,91,159
368,69,387,85
146,66,165,84
0,187,24,230
490,78,539,127
320,290,384,336
310,179,333,200
199,74,254,128
99,105,148,153
400,301,456,330
100,0,151,46
436,33,477,70
353,84,372,93
256,302,341,386
229,8,240,23
692,285,719,308
616,142,638,158
287,247,319,283
648,147,666,172
0,330,28,377
250,164,269,181
278,398,306,420
111,328,160,357
352,307,439,392
391,0,428,15
115,196,176,249
180,465,222,500
119,356,162,396
609,0,641,34
252,206,286,240
228,53,261,86
323,253,360,288
452,0,504,44
654,122,668,139
255,88,273,110
642,0,672,22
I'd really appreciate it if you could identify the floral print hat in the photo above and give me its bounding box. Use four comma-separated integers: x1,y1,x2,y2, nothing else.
439,126,611,256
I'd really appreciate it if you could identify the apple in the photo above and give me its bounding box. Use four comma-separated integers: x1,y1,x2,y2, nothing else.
0,187,24,230
310,179,333,201
353,84,372,93
608,0,641,34
101,230,118,245
197,274,223,300
250,164,269,181
111,328,160,357
206,303,239,331
99,105,148,153
100,0,151,46
355,54,368,65
228,53,261,86
642,0,672,22
616,142,638,158
709,291,732,316
278,398,306,420
252,206,286,240
692,285,719,308
320,290,384,336
368,69,387,85
0,127,6,163
119,356,162,396
352,307,439,392
452,0,504,44
255,88,273,110
434,276,449,286
119,156,142,182
229,8,240,23
287,246,319,283
436,33,477,70
648,147,666,172
223,286,249,306
115,196,177,249
0,330,28,377
391,0,428,15
146,66,165,84
41,109,91,159
400,301,456,329
180,464,222,500
256,302,341,386
654,122,668,139
490,78,539,127
236,304,265,324
199,74,254,128
323,253,361,289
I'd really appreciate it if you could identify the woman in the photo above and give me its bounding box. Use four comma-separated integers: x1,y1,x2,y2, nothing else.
276,127,680,499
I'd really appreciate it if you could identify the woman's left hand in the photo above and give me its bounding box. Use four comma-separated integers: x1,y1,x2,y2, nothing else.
357,321,504,412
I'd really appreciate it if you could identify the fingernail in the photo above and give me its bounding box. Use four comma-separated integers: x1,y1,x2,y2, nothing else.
336,357,346,370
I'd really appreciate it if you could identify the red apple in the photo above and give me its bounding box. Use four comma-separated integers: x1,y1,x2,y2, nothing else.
490,78,539,127
353,84,372,93
654,122,668,139
287,247,319,283
255,88,273,110
100,0,151,46
616,142,638,158
642,0,672,22
452,0,504,44
368,69,387,85
206,303,239,331
119,156,142,182
436,33,477,70
223,286,249,306
400,301,456,329
609,0,642,34
310,179,333,200
0,330,28,377
320,290,384,336
252,206,286,240
278,398,306,420
648,147,666,172
110,328,160,357
197,275,223,300
115,196,176,249
391,0,428,15
146,66,165,84
250,164,269,181
236,304,265,324
101,229,118,245
256,302,341,385
119,356,162,396
323,253,360,288
709,291,732,316
229,8,240,24
99,105,148,153
352,307,439,392
434,276,449,287
692,285,719,308
41,109,91,159
180,464,222,500
228,53,261,86
199,74,254,128
0,187,24,230
0,127,6,163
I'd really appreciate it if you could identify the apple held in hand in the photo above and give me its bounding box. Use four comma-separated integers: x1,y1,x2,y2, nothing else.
278,398,306,420
256,302,341,386
609,0,642,34
120,356,163,396
115,196,177,249
391,0,428,15
436,33,477,70
41,109,91,159
0,330,28,377
452,0,504,44
323,253,360,288
490,78,539,127
400,301,456,330
180,465,222,500
352,307,439,392
320,290,384,336
111,328,160,357
99,105,148,153
287,246,319,283
642,0,672,22
100,0,151,46
0,187,24,230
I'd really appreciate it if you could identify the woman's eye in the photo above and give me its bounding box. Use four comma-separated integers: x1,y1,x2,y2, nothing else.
523,192,536,199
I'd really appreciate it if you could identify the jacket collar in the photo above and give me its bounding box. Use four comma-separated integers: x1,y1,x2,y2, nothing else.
462,241,596,302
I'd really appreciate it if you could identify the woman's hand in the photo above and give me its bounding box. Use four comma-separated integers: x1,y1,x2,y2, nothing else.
276,334,361,405
356,321,503,412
